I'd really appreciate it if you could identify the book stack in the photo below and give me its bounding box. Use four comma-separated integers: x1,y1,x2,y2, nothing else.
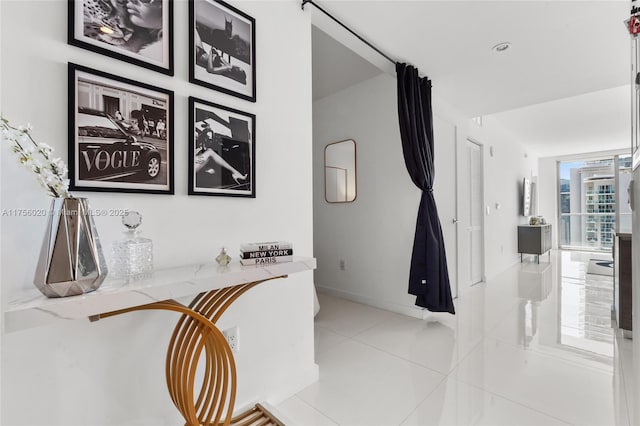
239,241,293,266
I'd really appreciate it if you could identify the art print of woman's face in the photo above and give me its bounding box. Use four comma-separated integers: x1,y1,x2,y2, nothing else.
126,0,162,30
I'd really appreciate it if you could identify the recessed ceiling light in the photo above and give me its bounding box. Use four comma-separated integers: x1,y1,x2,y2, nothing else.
492,42,511,53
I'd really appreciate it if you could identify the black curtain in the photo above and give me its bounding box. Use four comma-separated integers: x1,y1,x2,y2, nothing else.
396,63,455,314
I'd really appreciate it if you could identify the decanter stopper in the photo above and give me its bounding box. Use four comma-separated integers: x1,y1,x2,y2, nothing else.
122,210,142,231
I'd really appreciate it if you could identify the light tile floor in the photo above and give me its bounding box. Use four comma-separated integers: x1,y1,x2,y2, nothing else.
275,251,634,425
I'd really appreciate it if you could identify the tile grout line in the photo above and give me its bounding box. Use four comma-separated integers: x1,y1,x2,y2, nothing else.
451,338,617,426
449,344,574,424
314,324,368,339
451,376,574,426
482,266,619,375
614,332,634,426
316,296,408,340
486,335,616,375
396,373,450,426
398,290,532,426
346,334,449,377
347,313,405,340
314,322,361,339
313,252,622,426
290,394,342,426
482,335,618,376
343,291,527,377
310,328,448,426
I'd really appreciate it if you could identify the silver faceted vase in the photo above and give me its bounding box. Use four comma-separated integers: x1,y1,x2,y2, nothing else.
34,197,108,298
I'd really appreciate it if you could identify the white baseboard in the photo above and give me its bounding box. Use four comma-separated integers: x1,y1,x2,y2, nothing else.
315,285,429,320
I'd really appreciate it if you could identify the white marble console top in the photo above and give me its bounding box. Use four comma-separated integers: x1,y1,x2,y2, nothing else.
4,256,316,333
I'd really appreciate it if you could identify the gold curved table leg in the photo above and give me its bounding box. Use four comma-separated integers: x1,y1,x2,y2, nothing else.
97,277,287,426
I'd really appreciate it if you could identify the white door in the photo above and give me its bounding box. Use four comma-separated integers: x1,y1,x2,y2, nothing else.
467,140,484,285
433,117,458,298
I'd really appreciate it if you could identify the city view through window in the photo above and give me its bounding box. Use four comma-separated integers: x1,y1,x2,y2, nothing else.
559,156,632,251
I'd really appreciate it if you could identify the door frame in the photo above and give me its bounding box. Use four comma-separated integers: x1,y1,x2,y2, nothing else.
452,126,459,297
466,138,486,286
447,123,460,298
433,116,460,299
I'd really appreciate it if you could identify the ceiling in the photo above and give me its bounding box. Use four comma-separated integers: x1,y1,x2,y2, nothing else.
490,85,630,157
312,26,382,101
310,0,632,157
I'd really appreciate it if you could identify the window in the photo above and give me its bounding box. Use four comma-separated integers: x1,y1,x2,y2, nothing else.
558,158,615,250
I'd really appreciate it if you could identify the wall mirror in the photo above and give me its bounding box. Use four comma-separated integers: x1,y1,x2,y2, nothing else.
325,139,357,203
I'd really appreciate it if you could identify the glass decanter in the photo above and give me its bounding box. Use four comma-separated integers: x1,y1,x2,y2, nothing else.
111,211,154,278
216,247,232,266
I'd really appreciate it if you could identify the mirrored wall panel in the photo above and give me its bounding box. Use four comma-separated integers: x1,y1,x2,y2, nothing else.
325,139,356,203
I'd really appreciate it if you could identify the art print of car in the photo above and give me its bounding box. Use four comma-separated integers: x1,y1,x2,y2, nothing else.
77,108,162,181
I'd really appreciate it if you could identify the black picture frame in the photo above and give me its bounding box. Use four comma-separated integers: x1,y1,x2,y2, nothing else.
189,96,255,197
68,0,174,76
189,0,256,102
69,63,174,194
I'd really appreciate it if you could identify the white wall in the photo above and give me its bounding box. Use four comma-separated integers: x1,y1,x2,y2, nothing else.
465,115,538,279
313,74,420,316
538,157,559,248
0,1,316,424
312,72,537,317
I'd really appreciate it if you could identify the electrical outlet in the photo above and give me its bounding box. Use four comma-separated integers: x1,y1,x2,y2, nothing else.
222,326,239,352
339,259,345,271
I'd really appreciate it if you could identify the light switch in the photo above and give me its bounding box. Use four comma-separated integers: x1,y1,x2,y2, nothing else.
485,205,491,215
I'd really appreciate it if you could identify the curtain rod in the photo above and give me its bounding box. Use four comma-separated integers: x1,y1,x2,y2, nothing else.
301,0,396,66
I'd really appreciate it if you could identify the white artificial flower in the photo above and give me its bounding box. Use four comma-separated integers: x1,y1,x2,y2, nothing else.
3,128,18,141
18,133,30,146
39,166,53,180
37,175,48,187
38,143,53,155
51,157,65,172
31,164,42,175
2,119,71,197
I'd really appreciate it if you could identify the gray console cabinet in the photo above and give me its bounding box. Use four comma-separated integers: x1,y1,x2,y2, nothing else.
518,224,552,263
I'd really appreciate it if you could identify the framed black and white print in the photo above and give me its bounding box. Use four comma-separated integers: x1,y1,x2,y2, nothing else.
189,0,256,102
69,63,174,194
68,0,174,75
189,96,255,197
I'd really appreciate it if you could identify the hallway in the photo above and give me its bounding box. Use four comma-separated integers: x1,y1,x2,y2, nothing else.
276,251,633,425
